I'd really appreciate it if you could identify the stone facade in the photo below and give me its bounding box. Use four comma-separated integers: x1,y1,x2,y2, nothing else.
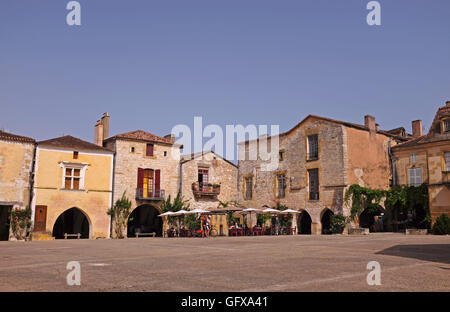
392,101,450,224
238,115,406,234
180,151,238,235
104,131,181,237
0,131,35,241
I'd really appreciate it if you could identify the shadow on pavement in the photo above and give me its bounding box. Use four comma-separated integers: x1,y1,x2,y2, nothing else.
376,244,450,264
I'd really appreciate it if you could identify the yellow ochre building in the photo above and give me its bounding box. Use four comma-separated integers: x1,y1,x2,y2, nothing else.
31,135,114,240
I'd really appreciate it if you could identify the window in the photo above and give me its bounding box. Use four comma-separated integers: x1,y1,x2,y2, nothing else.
277,174,286,198
73,151,79,159
279,151,285,161
245,177,253,200
411,153,416,163
444,119,450,133
164,151,167,157
308,169,319,200
130,147,135,153
198,168,209,191
146,143,154,156
307,135,319,160
137,168,161,198
445,152,450,172
409,168,422,187
64,167,81,190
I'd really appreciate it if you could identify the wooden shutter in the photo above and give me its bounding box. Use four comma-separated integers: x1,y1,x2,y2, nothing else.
154,169,161,195
137,168,144,189
146,144,154,156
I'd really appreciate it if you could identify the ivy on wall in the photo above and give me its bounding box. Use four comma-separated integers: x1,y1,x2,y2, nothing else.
344,184,430,228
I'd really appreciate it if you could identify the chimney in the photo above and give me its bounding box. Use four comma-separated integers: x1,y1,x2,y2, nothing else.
164,134,175,143
364,115,376,132
100,112,110,140
446,101,450,108
94,120,103,146
412,120,423,138
375,123,380,131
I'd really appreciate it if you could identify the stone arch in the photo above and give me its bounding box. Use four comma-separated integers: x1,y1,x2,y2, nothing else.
127,204,162,237
359,205,385,232
297,210,312,235
320,208,334,235
52,207,91,239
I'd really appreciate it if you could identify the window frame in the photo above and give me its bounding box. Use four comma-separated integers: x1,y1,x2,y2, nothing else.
244,177,253,200
408,167,422,187
277,174,286,198
61,162,87,190
307,134,319,161
308,168,319,200
444,152,450,172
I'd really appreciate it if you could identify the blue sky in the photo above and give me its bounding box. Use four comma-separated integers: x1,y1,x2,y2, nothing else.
1,0,449,147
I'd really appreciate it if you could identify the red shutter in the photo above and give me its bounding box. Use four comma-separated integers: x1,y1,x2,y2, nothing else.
146,144,154,156
137,168,144,189
154,169,161,195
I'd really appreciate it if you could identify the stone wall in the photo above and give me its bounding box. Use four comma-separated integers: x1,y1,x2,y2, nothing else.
0,140,34,209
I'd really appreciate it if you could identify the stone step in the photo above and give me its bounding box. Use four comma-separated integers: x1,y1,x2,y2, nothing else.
30,232,55,241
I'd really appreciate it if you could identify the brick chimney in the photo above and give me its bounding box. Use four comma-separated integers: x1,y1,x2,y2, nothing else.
100,112,110,140
364,115,376,132
164,134,175,143
94,120,103,146
412,120,423,138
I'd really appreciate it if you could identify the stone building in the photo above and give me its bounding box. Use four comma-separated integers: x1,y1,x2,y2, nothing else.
31,135,114,240
101,116,182,237
180,150,238,235
392,101,450,225
238,114,408,234
0,131,35,241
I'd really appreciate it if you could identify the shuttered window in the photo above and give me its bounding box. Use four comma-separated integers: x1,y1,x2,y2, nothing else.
277,174,286,198
409,168,422,187
245,177,253,200
146,143,154,156
307,135,319,160
308,169,319,200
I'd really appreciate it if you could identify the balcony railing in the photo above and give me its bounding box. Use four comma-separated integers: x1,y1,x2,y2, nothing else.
136,188,165,201
192,182,220,197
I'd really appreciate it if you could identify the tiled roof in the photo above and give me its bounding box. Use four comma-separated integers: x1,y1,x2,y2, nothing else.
106,130,174,145
393,103,450,149
38,135,113,153
181,150,238,168
0,130,35,143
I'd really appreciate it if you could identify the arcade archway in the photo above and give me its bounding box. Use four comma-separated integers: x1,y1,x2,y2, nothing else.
52,207,90,239
297,210,312,235
127,204,162,237
321,209,334,235
359,205,385,232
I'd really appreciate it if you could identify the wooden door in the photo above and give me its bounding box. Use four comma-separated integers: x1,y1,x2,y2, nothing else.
34,205,47,232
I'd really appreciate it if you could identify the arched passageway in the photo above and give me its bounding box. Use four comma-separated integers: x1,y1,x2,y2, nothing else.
321,209,334,235
127,205,162,237
52,207,90,239
0,206,11,241
359,206,385,232
297,210,312,235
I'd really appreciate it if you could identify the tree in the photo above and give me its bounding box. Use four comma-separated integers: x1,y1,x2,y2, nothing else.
107,192,132,239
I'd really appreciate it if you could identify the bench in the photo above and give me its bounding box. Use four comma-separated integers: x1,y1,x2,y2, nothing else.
64,233,81,239
135,232,156,238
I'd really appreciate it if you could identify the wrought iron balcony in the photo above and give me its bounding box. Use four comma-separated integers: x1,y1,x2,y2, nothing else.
136,188,165,201
192,182,220,197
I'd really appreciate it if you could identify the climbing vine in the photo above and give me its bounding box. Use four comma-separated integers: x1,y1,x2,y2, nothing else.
10,207,32,240
344,184,430,228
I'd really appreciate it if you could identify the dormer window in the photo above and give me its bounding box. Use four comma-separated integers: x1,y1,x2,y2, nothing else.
444,119,450,133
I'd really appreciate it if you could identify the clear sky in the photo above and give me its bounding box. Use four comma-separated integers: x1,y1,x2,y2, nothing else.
1,0,449,148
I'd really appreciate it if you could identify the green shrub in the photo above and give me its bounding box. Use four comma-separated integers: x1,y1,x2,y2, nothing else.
432,214,450,235
330,213,346,234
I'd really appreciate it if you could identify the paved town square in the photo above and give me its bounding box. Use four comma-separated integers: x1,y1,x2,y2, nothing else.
0,234,448,292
